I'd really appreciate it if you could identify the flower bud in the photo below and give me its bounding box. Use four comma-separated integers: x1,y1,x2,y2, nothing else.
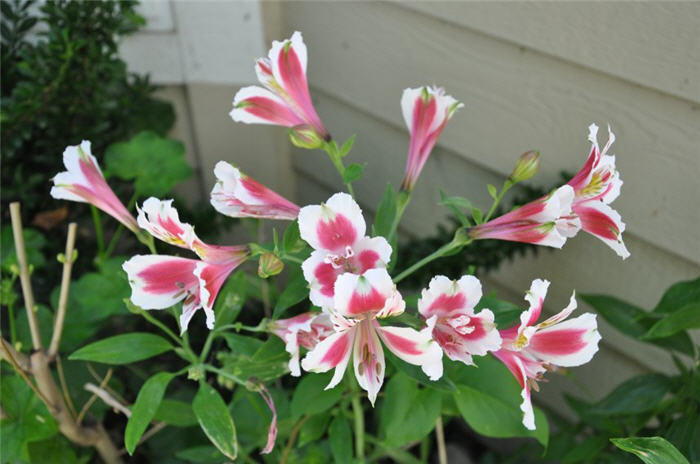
509,150,540,183
258,252,284,279
289,124,324,150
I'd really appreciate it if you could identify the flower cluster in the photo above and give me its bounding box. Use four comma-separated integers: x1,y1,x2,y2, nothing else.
48,29,630,451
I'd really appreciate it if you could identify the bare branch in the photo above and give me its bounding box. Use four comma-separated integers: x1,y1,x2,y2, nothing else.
49,222,78,357
77,368,114,425
84,382,131,418
9,202,42,350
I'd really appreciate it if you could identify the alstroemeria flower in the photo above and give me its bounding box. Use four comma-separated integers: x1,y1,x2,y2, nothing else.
469,185,580,248
269,312,334,376
230,31,329,141
418,275,501,365
51,140,138,232
299,193,391,309
124,199,249,332
400,86,463,191
567,124,629,259
301,269,443,405
210,161,300,220
494,279,601,430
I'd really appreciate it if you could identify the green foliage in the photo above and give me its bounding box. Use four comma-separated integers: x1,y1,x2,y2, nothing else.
329,416,353,464
291,372,344,419
218,337,289,383
192,382,238,461
1,0,174,218
1,226,47,272
69,332,173,364
105,131,192,197
125,372,174,455
611,437,690,464
273,270,309,318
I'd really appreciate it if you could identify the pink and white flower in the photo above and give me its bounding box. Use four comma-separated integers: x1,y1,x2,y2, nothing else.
124,198,249,332
494,279,601,430
269,312,334,376
400,86,463,191
210,161,300,220
230,31,329,142
301,269,443,405
51,140,139,232
567,124,629,259
299,193,391,309
418,275,501,365
468,185,580,248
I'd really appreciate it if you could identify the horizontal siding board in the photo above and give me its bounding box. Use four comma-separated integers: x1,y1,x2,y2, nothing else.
283,1,700,264
399,1,700,104
291,90,700,374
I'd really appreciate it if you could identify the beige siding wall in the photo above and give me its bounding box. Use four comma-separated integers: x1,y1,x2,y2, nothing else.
121,1,700,417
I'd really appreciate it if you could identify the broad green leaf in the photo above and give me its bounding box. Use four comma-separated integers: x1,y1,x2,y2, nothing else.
379,374,442,447
454,384,549,447
291,372,343,419
589,374,671,416
373,183,397,238
153,399,198,427
665,414,700,462
69,333,172,364
220,337,289,383
1,226,47,272
342,163,365,183
273,272,309,319
27,436,79,464
477,296,522,328
231,387,290,449
105,131,191,197
282,220,305,254
125,372,174,454
643,303,700,339
611,437,689,464
214,271,246,328
193,382,238,461
581,294,694,356
221,333,263,356
385,350,455,392
653,277,700,314
298,411,331,447
329,416,352,464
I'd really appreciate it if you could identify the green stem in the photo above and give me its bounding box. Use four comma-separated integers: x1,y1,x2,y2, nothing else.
91,206,104,257
138,309,182,347
387,190,411,244
325,142,356,197
281,254,304,265
205,365,246,386
348,376,365,460
214,321,268,334
484,180,513,223
393,228,471,284
103,225,124,259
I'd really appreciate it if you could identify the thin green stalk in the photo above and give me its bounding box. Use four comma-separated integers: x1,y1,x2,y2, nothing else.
138,310,182,347
325,143,356,197
91,206,104,257
205,365,246,386
200,330,216,362
484,180,513,223
387,190,411,244
393,229,471,284
214,321,268,334
348,376,365,460
103,224,124,259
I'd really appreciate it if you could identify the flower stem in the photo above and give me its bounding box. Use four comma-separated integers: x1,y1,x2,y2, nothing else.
484,179,513,223
348,376,365,460
91,206,104,258
393,228,471,284
387,190,411,244
138,309,182,347
325,142,356,197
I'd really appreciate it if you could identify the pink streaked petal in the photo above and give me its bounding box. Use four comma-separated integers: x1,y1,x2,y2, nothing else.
301,329,354,390
376,323,443,381
493,350,536,430
137,197,198,249
255,58,275,88
334,269,395,317
258,385,278,455
458,309,502,357
574,201,629,259
353,236,392,271
353,319,385,406
519,279,550,330
195,260,242,329
180,293,203,334
470,221,567,248
418,275,482,319
433,323,474,365
192,243,250,266
298,192,365,253
122,255,199,310
528,313,601,367
537,291,577,329
210,162,299,220
375,289,406,319
302,250,338,309
230,86,303,127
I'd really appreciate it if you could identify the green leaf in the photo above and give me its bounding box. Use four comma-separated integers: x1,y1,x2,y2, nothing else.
342,163,365,183
477,296,522,328
385,350,455,392
611,437,689,464
282,220,305,254
220,337,289,383
291,372,344,419
373,183,397,238
581,294,694,356
273,272,309,319
653,277,700,314
643,303,700,339
221,333,263,357
176,445,226,463
298,411,331,447
69,333,173,364
192,382,238,461
329,416,352,464
439,190,471,227
153,399,198,427
471,207,483,224
487,184,498,199
589,374,671,416
379,374,442,447
27,436,79,464
214,271,246,328
338,135,356,158
125,372,174,454
561,436,608,463
105,131,192,197
1,226,47,272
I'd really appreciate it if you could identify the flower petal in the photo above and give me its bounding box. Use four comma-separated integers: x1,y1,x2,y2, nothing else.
195,260,243,329
230,85,303,127
298,192,365,253
574,201,629,259
301,329,354,390
353,319,385,406
418,274,482,319
137,197,198,249
519,279,550,330
334,269,396,317
376,323,443,381
528,313,601,367
493,350,537,430
122,255,199,309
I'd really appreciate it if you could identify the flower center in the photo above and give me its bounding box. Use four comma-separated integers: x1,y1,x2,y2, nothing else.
324,246,357,272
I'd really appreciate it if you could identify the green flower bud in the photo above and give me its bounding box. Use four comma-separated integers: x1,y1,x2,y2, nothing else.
289,124,324,150
258,252,284,279
510,150,540,183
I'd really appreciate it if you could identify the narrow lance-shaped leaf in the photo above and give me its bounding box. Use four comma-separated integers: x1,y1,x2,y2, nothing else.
192,382,238,461
69,333,173,364
125,372,174,454
611,437,690,464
